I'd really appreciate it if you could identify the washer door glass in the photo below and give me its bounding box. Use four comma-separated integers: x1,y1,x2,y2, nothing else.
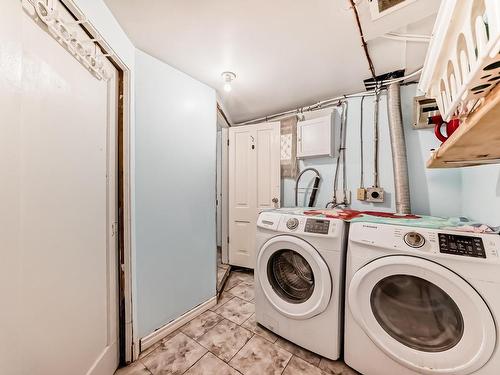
370,275,464,352
267,249,315,304
257,235,332,319
348,255,496,375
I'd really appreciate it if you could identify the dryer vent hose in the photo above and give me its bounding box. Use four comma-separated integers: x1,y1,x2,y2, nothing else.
387,82,411,214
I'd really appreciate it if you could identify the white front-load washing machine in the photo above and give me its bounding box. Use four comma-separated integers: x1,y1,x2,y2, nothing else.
255,209,347,360
345,221,500,375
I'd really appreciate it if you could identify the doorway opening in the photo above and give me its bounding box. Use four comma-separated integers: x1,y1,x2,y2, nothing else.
216,103,231,293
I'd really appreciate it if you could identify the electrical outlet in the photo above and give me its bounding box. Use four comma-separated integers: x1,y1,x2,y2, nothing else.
366,187,384,203
335,190,351,205
356,188,366,201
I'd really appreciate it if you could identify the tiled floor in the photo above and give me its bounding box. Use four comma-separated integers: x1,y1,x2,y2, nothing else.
116,269,359,375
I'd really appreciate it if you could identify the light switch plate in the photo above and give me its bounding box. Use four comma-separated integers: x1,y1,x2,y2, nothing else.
356,188,366,201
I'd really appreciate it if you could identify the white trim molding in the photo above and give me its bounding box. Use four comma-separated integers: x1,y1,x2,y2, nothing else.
139,297,217,352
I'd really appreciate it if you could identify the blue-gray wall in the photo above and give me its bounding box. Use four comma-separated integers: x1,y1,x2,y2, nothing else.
135,49,217,339
283,84,499,226
462,165,500,226
283,84,465,219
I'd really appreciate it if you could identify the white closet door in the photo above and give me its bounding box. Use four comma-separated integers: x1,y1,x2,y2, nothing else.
229,122,280,269
0,2,119,374
256,124,281,211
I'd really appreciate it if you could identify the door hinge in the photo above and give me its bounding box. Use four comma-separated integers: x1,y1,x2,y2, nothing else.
227,236,230,244
112,221,119,237
227,139,229,146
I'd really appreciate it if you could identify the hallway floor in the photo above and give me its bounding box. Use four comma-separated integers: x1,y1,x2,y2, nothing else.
116,269,358,375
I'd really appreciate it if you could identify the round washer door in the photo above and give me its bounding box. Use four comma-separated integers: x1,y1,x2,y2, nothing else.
257,235,332,319
349,255,496,375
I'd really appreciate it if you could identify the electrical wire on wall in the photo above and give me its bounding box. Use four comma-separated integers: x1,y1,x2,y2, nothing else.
359,96,365,190
326,100,349,208
372,85,381,188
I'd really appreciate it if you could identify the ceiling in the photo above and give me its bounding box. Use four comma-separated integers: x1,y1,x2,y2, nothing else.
104,0,440,123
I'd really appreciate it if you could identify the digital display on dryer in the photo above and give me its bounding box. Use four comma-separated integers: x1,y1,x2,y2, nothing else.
438,233,486,258
304,219,330,234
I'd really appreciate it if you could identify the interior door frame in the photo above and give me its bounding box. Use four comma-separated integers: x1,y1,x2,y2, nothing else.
217,104,231,264
59,0,135,365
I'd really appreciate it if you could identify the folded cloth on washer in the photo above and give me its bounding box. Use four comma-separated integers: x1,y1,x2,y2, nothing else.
301,209,499,234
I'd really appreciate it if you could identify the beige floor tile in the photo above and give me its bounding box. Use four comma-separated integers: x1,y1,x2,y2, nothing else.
210,292,234,311
215,297,255,325
318,358,360,375
141,333,207,375
180,311,224,340
227,282,255,302
223,274,243,291
197,319,253,362
275,337,322,367
139,341,163,361
229,335,292,375
115,361,152,375
184,352,241,375
241,314,278,343
138,329,181,361
231,270,254,284
283,356,329,375
218,267,227,284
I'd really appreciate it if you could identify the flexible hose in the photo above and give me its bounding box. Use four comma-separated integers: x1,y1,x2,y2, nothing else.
387,82,411,214
295,168,321,207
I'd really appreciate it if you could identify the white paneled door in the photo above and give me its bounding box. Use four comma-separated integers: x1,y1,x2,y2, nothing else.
228,122,280,269
1,2,119,375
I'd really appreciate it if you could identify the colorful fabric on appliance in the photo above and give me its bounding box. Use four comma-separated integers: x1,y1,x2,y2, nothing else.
301,209,498,233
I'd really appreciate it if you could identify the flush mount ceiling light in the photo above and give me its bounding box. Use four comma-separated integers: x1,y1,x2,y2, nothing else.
221,71,236,92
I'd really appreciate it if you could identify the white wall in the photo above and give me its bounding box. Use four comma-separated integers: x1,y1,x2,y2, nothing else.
0,2,23,373
134,49,217,339
282,84,464,218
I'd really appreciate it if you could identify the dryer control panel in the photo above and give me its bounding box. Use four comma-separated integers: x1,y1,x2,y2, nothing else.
304,218,330,234
438,233,486,258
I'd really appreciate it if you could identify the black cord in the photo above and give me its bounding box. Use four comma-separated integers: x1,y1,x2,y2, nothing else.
360,96,365,189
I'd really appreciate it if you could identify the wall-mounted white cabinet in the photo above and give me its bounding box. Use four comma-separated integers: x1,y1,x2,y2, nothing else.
296,110,340,158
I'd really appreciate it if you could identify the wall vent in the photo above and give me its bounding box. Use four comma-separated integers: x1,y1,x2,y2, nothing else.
369,0,417,20
413,96,440,129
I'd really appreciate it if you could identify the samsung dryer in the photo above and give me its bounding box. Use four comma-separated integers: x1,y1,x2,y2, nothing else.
345,222,500,375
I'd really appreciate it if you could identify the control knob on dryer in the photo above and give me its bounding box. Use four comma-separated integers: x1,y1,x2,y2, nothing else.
404,232,425,248
286,218,299,230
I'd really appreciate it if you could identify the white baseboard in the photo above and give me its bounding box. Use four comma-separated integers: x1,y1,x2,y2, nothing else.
139,296,217,352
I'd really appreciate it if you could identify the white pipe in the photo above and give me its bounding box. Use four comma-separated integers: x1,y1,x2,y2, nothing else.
235,91,376,125
383,32,431,43
236,69,422,126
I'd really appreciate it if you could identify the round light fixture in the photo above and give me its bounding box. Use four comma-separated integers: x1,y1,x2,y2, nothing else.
221,71,236,92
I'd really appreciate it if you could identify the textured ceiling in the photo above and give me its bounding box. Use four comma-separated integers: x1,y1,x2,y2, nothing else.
104,0,440,123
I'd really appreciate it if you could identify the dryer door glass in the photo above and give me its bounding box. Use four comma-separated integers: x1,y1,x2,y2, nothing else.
370,274,464,352
348,255,496,375
267,249,314,303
